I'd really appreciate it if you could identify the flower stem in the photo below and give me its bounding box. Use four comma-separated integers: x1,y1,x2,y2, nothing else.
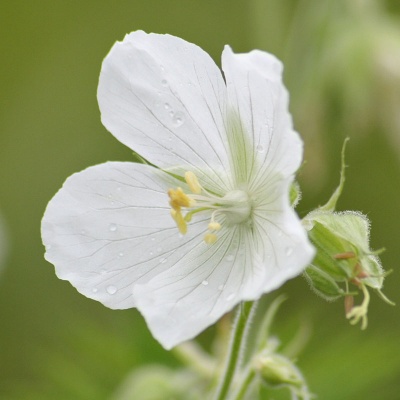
213,301,257,400
231,366,256,400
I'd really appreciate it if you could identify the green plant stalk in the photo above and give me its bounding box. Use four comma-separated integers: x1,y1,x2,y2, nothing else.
232,366,256,400
213,301,257,400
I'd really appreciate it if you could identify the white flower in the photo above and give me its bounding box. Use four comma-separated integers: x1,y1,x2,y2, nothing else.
41,31,314,349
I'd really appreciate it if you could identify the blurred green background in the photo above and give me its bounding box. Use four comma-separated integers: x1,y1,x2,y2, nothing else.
1,0,399,399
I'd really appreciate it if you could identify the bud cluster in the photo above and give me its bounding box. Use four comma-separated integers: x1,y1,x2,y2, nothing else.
303,140,393,328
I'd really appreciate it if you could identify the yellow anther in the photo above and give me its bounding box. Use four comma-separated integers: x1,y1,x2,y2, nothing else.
185,171,202,194
170,209,187,234
168,187,194,210
208,221,221,231
204,233,218,244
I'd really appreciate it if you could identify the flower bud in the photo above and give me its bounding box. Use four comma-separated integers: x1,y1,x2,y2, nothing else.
303,140,393,328
254,349,312,400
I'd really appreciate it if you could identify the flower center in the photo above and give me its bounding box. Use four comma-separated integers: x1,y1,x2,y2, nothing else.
168,172,252,244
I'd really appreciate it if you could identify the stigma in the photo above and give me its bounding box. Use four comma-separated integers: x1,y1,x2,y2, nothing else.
167,172,252,244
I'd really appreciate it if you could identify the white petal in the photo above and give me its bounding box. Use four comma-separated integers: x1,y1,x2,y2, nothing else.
221,46,303,189
133,182,314,350
133,224,268,349
41,162,211,309
98,31,232,194
251,174,315,293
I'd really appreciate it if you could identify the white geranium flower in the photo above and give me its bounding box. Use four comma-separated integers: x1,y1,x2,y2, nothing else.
41,31,314,349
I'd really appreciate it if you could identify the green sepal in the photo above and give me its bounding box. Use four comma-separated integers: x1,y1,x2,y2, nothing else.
131,151,156,167
319,137,348,212
308,211,384,290
290,181,301,207
304,265,346,301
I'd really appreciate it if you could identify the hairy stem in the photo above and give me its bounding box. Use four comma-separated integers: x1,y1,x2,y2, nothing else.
213,301,257,400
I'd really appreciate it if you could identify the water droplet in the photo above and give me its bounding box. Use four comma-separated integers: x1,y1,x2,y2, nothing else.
226,255,234,262
256,144,264,153
172,112,185,127
161,79,168,86
109,223,117,232
159,258,167,264
164,103,171,110
160,65,165,71
117,187,122,192
151,237,155,241
169,110,175,117
218,284,224,291
226,293,235,301
108,194,112,198
168,136,173,141
92,288,98,293
201,280,209,286
118,252,124,257
149,251,153,256
285,247,293,256
110,201,115,206
106,285,117,295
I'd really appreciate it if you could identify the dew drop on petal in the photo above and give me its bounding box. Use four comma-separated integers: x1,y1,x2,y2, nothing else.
164,103,171,110
201,280,209,286
226,293,235,301
161,79,168,86
109,223,117,232
149,251,153,256
218,284,224,291
160,65,165,72
118,252,124,257
285,247,293,257
106,285,117,295
172,112,185,127
256,144,264,153
169,110,175,117
159,258,167,264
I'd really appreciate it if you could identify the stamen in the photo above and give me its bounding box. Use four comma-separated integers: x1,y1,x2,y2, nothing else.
208,221,221,231
168,172,251,245
170,209,187,234
185,171,202,194
168,187,194,210
204,233,218,244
